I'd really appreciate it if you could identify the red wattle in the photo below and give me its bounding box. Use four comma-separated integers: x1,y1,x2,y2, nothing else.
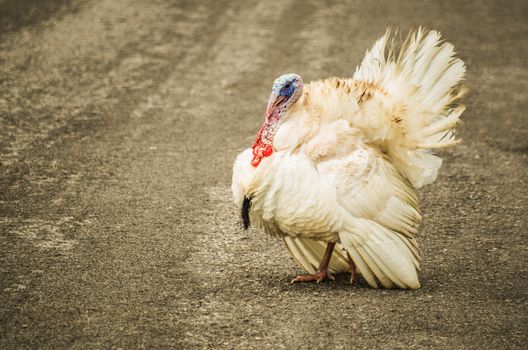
262,144,273,157
251,155,261,167
250,108,280,167
251,142,273,167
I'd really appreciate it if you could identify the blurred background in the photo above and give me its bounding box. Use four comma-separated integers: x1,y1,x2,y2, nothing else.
0,0,526,348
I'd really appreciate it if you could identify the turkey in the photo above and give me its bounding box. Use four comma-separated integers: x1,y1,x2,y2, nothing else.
231,28,467,289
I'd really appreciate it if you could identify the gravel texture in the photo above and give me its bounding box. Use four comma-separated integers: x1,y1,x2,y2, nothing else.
0,0,527,348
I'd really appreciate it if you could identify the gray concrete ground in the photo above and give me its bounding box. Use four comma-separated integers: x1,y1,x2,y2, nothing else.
0,0,526,348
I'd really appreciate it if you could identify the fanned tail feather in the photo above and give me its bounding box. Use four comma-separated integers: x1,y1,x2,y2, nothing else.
353,28,467,188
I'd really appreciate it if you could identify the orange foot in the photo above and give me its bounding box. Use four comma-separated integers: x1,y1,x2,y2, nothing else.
291,270,335,284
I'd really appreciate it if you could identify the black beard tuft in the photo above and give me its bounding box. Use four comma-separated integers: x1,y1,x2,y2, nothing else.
241,196,252,230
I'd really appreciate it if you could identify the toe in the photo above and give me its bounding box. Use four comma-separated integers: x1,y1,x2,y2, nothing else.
349,270,357,285
316,271,334,284
291,274,316,284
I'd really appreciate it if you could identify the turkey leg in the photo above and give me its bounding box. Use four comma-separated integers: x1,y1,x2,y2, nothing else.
348,254,357,285
291,242,336,284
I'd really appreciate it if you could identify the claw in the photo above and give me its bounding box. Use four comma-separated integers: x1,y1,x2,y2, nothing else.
291,270,335,284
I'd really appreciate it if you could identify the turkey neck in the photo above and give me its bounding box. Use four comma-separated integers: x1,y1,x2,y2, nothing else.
251,114,279,167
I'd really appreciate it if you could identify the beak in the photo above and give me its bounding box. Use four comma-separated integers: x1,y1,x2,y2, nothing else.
265,93,287,117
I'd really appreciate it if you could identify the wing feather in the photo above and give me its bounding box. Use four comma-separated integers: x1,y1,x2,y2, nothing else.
335,148,422,288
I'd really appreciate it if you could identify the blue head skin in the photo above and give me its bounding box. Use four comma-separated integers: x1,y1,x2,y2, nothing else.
266,73,303,116
251,73,303,167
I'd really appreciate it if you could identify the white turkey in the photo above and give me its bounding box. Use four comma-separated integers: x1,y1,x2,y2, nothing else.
231,28,467,289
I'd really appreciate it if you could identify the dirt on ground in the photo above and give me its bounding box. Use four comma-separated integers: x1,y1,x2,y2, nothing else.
0,0,526,348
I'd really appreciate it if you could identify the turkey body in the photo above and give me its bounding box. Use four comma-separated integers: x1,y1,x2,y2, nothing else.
232,29,466,289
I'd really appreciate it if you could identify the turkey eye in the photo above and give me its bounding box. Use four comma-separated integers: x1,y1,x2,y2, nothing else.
279,82,294,97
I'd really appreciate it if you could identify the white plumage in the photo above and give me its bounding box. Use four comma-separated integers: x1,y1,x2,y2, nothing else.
232,28,466,289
